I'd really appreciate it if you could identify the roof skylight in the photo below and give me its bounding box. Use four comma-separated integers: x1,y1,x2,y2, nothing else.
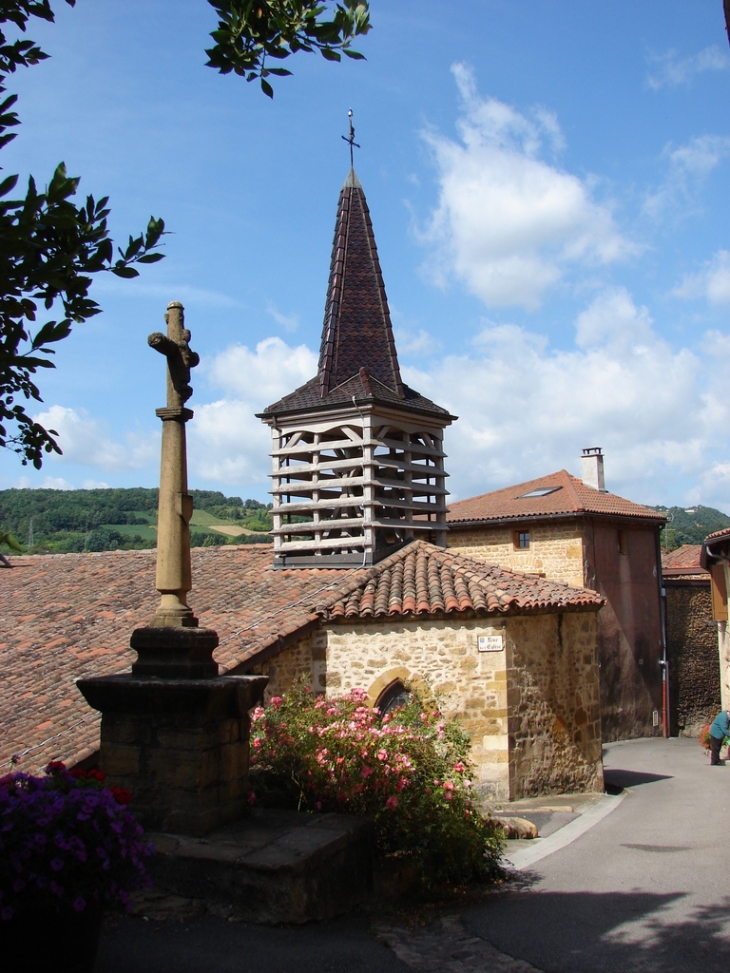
518,487,561,499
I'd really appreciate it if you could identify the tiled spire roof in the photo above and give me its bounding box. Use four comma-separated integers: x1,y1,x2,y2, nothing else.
318,169,403,398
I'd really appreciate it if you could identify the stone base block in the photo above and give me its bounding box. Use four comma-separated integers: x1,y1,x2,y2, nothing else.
76,674,267,836
148,808,374,924
130,626,219,678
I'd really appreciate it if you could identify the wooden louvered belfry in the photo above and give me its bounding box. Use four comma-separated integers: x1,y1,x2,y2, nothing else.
259,170,455,568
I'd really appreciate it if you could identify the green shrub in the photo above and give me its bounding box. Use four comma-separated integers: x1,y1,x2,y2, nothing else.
248,686,504,890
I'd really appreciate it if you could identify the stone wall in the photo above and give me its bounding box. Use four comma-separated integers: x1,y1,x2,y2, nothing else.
447,522,584,587
253,611,603,801
507,612,603,798
324,617,511,799
251,629,327,700
666,580,720,736
449,517,664,742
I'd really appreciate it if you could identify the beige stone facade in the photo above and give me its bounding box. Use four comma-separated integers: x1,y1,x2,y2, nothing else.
253,611,603,801
447,522,585,588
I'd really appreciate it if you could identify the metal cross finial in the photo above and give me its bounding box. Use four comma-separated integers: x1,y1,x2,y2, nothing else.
341,108,360,169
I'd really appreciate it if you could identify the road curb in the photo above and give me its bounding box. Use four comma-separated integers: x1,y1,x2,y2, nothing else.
502,791,627,871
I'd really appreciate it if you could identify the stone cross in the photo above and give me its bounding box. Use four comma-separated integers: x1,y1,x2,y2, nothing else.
148,301,199,628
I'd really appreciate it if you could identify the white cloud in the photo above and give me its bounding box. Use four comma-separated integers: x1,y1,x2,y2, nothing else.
673,249,730,305
643,136,730,219
403,288,725,505
419,63,633,310
82,479,111,490
266,301,300,333
647,46,730,90
393,327,439,357
14,475,75,491
32,406,159,471
189,336,318,485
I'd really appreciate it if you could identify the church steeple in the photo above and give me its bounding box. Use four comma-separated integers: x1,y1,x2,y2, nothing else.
318,169,403,399
259,169,456,569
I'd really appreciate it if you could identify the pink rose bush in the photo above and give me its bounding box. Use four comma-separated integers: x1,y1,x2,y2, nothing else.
248,685,504,889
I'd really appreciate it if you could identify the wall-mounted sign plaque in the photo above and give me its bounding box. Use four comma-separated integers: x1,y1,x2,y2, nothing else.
478,635,504,653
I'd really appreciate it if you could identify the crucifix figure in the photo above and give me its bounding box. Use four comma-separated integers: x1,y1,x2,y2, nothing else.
341,107,360,169
147,301,199,628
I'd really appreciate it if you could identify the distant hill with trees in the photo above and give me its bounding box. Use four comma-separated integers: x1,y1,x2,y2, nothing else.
0,488,272,554
651,504,730,551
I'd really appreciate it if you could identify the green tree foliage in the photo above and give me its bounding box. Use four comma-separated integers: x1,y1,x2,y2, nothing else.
0,1,165,469
1,1,370,468
0,486,272,553
652,505,730,550
206,0,370,98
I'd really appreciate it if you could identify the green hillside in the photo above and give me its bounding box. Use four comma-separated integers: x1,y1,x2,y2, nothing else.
0,488,272,555
651,504,730,551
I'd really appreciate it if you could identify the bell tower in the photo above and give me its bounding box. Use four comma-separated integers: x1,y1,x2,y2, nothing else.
259,169,455,568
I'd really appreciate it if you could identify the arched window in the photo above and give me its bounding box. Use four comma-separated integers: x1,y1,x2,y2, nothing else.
376,680,411,716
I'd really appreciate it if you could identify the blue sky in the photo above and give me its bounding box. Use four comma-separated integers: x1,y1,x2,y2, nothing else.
2,0,730,513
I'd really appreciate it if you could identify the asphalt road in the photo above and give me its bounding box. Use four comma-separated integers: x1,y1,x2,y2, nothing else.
464,737,730,973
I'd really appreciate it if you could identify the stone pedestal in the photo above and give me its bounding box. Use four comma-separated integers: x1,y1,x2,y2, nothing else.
77,674,267,837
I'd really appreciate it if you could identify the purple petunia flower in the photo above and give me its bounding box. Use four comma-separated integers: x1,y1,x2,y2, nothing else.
1,906,13,921
72,896,86,913
49,857,64,871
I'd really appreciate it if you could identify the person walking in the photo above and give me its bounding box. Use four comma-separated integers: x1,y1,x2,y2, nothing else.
709,709,730,765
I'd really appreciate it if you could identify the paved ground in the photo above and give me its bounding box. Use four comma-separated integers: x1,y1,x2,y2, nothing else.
95,738,728,973
463,738,730,973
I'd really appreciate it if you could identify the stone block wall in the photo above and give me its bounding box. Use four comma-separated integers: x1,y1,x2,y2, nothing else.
253,629,327,700
507,612,603,798
253,611,603,801
666,580,720,736
324,618,511,799
447,522,584,587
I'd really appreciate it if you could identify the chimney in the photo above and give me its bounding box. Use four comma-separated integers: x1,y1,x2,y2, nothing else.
582,447,606,491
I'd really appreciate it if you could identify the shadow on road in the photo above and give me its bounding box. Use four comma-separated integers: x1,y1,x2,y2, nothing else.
464,890,730,973
603,767,672,793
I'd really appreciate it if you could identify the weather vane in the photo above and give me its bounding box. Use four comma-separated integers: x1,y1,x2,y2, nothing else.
341,108,360,169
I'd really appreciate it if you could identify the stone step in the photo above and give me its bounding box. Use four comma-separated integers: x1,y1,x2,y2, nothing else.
147,808,374,924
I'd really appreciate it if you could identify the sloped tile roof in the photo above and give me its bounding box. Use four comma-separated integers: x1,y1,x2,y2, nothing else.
661,544,707,577
259,371,453,420
0,545,345,776
313,540,604,619
447,470,666,525
704,526,730,544
0,540,601,775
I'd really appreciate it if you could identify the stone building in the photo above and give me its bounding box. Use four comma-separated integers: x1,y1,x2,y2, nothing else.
0,168,609,804
1,543,603,802
446,451,667,741
244,168,607,798
258,169,454,569
662,545,719,736
701,528,730,711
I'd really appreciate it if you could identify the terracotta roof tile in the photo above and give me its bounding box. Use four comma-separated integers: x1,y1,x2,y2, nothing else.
0,545,346,775
313,540,603,620
661,545,707,577
1,540,602,776
447,470,666,525
704,526,730,544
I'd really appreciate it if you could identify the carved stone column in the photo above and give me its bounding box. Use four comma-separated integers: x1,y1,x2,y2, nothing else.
77,301,267,836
